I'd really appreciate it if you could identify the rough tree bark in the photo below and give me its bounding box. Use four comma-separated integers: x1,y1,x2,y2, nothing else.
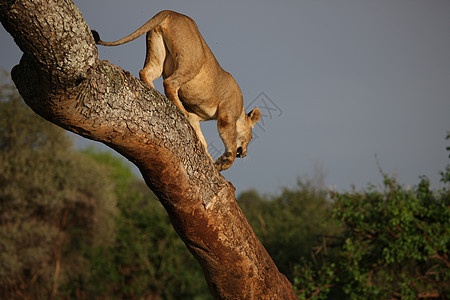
0,0,297,298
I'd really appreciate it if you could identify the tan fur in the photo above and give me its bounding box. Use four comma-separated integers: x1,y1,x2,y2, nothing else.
93,10,261,171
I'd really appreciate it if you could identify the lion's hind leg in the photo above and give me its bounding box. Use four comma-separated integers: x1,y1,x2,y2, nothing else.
139,29,165,88
162,67,198,117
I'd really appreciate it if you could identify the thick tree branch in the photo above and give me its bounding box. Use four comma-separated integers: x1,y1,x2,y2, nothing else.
0,0,297,298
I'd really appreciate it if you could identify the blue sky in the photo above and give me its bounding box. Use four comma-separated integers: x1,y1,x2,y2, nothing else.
1,0,449,195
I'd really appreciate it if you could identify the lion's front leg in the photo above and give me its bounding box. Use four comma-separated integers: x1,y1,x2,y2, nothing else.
215,116,237,171
187,113,213,161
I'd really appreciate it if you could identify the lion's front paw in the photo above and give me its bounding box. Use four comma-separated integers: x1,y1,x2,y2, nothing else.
215,152,235,171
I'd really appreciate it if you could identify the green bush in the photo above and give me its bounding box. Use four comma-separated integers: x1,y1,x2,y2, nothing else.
294,174,449,299
238,177,338,282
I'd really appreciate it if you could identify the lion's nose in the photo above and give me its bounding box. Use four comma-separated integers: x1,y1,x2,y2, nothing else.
237,147,247,158
236,147,243,158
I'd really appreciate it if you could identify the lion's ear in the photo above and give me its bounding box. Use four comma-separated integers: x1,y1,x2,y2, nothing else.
247,108,261,126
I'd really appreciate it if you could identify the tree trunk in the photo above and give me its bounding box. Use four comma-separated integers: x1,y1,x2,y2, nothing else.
0,0,297,298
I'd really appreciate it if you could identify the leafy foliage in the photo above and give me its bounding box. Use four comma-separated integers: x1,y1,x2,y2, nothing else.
294,174,450,299
238,177,338,282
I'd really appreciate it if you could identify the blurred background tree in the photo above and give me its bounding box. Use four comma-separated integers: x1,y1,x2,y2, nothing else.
82,148,210,300
0,73,117,299
0,74,210,299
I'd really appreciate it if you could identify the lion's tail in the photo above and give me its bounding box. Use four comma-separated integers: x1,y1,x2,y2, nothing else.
92,10,172,46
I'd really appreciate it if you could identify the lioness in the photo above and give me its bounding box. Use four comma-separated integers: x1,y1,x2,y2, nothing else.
92,10,261,171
